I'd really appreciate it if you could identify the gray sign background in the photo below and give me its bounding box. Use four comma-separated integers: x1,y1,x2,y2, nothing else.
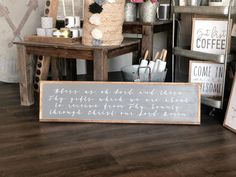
40,81,201,125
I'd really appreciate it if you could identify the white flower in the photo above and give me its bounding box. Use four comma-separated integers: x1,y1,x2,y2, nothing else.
91,28,103,40
89,14,101,26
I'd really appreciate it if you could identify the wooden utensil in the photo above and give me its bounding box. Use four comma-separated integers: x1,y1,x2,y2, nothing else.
161,49,167,61
154,51,160,61
139,50,149,74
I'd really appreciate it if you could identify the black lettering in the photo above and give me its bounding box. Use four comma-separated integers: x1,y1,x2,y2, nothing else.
193,66,198,76
221,39,226,49
216,39,221,49
207,39,211,49
211,39,216,49
196,39,201,48
201,39,206,48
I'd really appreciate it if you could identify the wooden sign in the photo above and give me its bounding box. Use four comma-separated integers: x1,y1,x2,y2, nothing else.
224,74,236,133
189,60,224,97
191,18,232,55
40,81,201,125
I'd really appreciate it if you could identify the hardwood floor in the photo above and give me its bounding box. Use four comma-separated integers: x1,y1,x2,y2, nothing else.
0,82,236,177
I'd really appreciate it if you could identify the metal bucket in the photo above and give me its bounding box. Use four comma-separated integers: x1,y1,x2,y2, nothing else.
139,1,158,23
124,2,137,22
187,0,201,6
121,65,167,82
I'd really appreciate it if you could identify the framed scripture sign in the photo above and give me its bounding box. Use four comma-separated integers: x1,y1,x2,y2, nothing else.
191,18,232,55
40,81,201,125
189,60,224,97
224,74,236,133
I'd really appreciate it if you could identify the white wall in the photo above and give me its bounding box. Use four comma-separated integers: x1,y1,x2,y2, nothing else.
0,0,45,83
57,0,83,18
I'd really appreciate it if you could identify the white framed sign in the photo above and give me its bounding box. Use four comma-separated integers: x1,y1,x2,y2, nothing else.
189,60,224,97
231,23,236,37
224,74,236,133
191,18,232,55
40,81,201,125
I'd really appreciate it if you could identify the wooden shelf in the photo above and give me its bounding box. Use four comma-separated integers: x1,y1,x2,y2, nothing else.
172,5,236,109
173,47,235,63
201,96,222,109
174,6,236,16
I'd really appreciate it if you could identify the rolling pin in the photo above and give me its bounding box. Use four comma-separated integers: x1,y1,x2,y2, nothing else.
139,50,149,74
148,51,159,73
157,49,167,72
152,50,164,73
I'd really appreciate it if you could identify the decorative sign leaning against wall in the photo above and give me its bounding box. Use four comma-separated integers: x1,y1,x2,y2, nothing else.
224,74,236,134
189,60,224,97
191,18,232,55
40,81,201,125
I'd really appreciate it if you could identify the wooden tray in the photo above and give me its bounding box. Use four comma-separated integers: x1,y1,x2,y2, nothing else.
24,36,81,44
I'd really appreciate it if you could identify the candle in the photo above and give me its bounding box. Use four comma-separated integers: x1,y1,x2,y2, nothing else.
71,0,75,16
61,0,66,17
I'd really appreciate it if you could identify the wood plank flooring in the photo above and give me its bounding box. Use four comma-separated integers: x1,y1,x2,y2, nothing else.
0,82,236,177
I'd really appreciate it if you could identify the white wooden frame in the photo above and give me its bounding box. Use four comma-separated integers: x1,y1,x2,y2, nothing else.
191,18,232,55
224,74,236,133
189,60,224,97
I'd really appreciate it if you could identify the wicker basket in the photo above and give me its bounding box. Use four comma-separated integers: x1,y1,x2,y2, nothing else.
82,0,125,46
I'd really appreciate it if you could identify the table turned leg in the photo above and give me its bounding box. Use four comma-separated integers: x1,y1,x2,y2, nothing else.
166,27,173,82
93,49,108,81
34,56,51,92
65,59,77,81
17,45,34,106
51,57,62,80
142,25,154,59
132,41,141,64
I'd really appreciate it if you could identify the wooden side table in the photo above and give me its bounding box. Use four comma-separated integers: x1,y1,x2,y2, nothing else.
14,38,140,106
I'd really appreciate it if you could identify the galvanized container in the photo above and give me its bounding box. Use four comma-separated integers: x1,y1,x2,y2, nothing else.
124,2,137,22
187,0,201,6
139,1,158,23
121,65,167,82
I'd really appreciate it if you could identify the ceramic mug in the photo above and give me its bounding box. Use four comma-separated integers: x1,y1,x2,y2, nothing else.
65,16,80,28
157,4,170,20
41,17,53,29
37,28,46,36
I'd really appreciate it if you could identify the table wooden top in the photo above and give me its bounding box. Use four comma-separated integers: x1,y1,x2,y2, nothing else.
14,37,140,60
123,20,172,26
14,38,140,51
123,20,172,34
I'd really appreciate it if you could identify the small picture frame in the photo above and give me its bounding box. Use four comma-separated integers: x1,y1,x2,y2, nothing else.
191,18,232,55
189,60,224,97
224,74,236,133
209,0,234,6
